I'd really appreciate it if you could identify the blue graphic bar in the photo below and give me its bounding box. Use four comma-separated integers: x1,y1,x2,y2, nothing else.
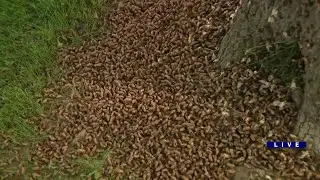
266,141,307,149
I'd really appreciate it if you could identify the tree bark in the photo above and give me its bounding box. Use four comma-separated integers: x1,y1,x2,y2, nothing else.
218,0,320,155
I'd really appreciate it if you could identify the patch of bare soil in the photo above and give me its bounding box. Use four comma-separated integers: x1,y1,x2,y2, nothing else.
12,0,320,179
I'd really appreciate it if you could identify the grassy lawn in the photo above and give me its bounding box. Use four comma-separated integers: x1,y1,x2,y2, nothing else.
0,0,106,142
0,0,109,177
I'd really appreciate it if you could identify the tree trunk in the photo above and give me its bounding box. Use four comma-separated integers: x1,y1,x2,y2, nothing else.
218,0,320,155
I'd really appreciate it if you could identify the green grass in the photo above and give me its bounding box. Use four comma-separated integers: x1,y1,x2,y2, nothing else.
75,150,111,179
243,41,304,88
0,146,111,179
0,0,106,142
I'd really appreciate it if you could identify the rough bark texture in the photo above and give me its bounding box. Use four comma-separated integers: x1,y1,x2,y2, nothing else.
218,0,320,155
